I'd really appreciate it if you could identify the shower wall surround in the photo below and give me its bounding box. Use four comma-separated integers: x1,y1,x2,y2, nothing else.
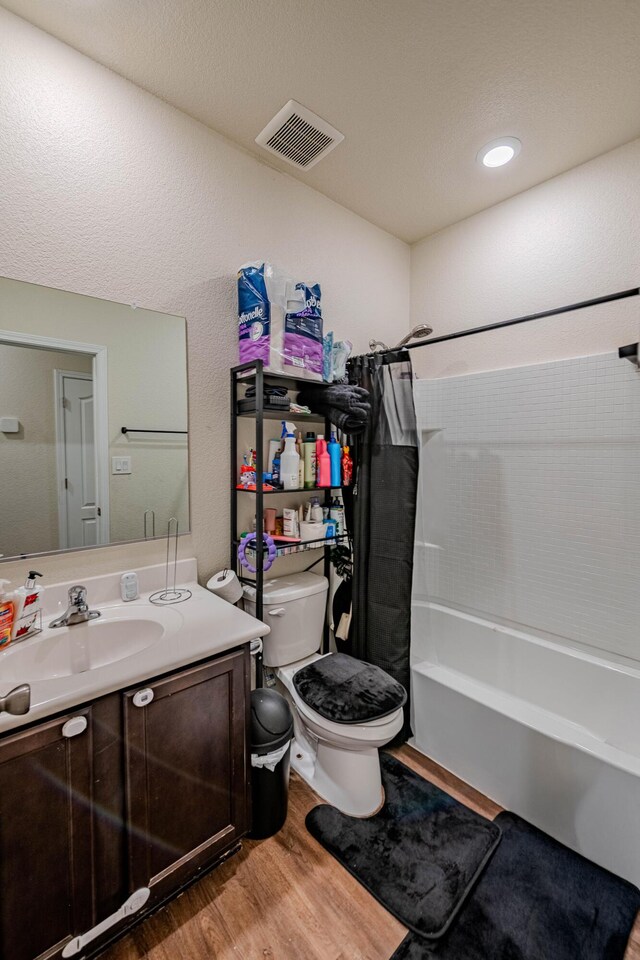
413,352,640,661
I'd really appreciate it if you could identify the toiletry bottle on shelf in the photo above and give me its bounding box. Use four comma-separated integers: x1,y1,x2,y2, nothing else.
323,518,337,544
280,420,296,448
317,437,331,487
274,420,289,473
342,445,353,486
296,431,305,488
0,581,15,648
303,432,317,488
328,433,342,487
268,438,280,474
331,497,345,538
283,507,299,537
280,433,300,491
309,496,323,523
11,570,43,641
272,455,281,488
264,508,277,534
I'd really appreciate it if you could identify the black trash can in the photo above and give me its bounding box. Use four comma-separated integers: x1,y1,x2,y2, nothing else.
249,688,294,839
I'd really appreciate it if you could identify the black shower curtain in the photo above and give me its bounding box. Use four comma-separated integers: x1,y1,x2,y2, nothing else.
345,350,419,743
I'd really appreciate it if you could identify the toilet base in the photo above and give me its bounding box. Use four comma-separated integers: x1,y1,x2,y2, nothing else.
291,737,385,817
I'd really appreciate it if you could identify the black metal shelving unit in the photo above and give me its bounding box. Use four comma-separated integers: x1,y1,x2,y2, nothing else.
230,360,345,687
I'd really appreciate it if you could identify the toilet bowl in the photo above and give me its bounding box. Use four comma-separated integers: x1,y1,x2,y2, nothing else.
243,573,405,817
278,656,404,815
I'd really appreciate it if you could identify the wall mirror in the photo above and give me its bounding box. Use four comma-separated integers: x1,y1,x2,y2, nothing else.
0,277,189,560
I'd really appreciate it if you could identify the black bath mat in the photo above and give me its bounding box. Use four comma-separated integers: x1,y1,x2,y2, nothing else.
305,753,501,939
390,811,640,960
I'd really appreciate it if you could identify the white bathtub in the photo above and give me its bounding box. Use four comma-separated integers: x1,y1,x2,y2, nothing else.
410,600,640,886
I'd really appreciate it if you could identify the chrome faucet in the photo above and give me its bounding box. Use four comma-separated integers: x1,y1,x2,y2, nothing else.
49,585,101,629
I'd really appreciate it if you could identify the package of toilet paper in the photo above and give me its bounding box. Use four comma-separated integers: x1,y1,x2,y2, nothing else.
237,261,323,381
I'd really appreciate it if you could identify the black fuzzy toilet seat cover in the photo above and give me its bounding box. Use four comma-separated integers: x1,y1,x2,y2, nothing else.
293,653,407,724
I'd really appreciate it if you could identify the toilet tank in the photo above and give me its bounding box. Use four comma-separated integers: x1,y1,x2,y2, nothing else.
243,572,329,667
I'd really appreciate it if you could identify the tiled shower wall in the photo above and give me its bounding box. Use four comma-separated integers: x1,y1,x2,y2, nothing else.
413,352,640,661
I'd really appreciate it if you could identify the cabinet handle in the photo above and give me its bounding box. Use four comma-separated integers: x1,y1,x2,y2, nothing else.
132,688,154,708
62,716,87,738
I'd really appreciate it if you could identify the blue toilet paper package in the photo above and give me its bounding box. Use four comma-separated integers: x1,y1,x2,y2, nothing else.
237,261,323,381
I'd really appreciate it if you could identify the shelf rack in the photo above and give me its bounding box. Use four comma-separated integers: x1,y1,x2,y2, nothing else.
230,360,340,686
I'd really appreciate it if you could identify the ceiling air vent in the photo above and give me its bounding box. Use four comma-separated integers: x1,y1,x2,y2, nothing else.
255,100,344,170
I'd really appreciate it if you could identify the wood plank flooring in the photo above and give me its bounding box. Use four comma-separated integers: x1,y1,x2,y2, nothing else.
101,744,640,960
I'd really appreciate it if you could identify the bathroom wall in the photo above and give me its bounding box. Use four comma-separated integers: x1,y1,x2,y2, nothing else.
410,136,640,380
413,353,640,662
0,343,92,557
0,8,410,584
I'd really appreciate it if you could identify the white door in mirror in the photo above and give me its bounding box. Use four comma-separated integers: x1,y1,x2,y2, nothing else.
120,572,139,601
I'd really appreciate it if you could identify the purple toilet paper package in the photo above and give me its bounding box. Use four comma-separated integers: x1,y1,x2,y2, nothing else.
284,282,323,377
237,261,323,381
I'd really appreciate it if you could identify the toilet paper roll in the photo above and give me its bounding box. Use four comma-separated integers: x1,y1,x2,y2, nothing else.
206,569,243,604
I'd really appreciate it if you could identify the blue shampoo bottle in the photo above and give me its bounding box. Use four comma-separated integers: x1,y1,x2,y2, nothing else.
328,433,342,487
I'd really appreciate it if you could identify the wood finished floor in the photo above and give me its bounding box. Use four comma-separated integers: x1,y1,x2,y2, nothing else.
102,744,640,960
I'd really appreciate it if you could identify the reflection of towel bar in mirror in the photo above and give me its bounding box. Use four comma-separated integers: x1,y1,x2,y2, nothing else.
121,427,188,434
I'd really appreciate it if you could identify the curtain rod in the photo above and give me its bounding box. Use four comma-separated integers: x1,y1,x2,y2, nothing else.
404,287,640,350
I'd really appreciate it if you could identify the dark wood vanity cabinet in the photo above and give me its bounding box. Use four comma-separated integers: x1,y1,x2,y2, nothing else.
0,707,95,960
0,646,250,960
123,651,250,901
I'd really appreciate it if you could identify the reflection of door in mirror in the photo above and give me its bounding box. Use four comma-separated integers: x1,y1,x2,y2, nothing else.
55,371,97,549
0,342,102,559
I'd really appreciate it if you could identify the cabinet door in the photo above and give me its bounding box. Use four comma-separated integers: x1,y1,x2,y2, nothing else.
123,648,249,899
0,710,94,960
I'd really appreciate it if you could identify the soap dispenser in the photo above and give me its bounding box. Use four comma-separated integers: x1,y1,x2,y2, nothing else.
12,571,43,641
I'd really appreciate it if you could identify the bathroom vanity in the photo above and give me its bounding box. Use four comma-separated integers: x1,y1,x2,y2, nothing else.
0,560,268,960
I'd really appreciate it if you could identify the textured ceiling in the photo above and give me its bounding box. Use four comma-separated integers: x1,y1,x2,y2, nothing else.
3,0,640,242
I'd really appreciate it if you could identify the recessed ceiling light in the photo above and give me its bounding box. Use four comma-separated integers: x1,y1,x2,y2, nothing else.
477,137,521,168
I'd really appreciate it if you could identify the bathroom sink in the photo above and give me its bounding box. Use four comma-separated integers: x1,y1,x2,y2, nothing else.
0,606,180,683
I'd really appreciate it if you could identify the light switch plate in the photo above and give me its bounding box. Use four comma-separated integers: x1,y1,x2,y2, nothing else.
0,417,19,433
112,456,132,474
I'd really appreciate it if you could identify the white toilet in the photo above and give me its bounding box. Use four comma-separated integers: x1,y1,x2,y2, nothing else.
244,572,405,816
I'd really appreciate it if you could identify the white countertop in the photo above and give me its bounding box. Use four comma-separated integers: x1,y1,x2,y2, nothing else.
0,560,269,735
